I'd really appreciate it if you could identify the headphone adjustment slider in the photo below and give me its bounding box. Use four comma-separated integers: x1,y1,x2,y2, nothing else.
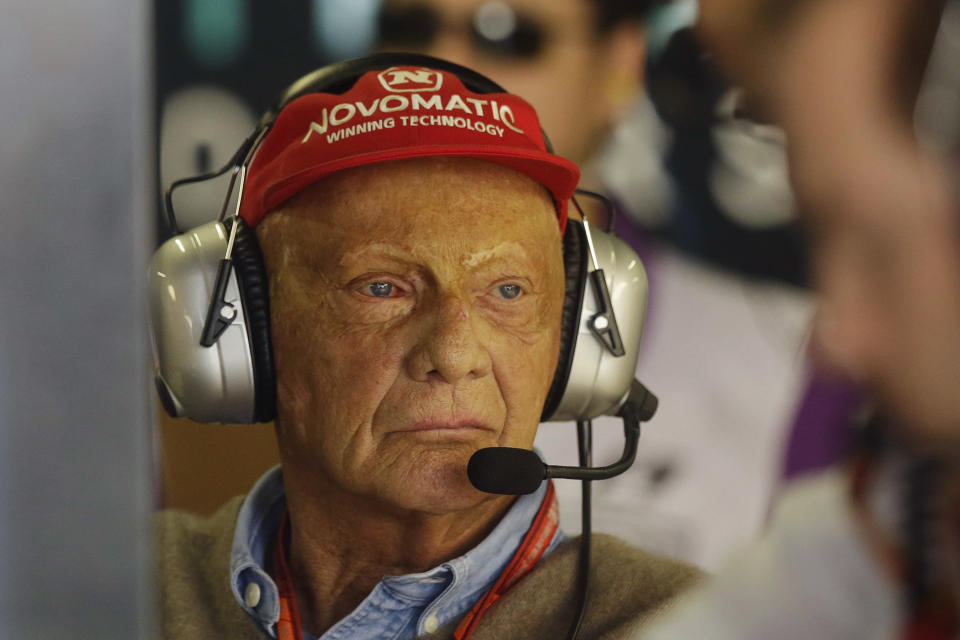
200,258,238,347
587,269,625,357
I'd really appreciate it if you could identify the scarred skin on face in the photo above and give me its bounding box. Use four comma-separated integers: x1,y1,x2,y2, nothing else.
255,157,564,633
259,156,563,512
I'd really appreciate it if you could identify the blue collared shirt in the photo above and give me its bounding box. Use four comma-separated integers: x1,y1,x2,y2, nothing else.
229,465,565,639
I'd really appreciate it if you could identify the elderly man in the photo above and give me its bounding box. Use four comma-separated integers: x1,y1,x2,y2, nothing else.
153,60,698,639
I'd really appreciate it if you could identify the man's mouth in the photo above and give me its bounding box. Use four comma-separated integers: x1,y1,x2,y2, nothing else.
405,419,492,433
389,416,495,436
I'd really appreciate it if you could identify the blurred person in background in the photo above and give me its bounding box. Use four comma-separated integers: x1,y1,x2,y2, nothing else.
377,0,650,179
699,0,960,437
377,0,815,570
627,0,960,637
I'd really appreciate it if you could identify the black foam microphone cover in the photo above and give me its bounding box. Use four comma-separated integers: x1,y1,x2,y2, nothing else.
468,447,546,495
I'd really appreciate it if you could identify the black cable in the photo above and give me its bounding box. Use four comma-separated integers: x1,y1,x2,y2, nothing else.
904,456,941,612
566,419,593,640
161,128,263,237
574,188,617,233
545,404,645,482
163,160,238,237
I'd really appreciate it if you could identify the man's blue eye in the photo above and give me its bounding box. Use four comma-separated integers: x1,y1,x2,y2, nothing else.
366,282,394,298
497,284,522,300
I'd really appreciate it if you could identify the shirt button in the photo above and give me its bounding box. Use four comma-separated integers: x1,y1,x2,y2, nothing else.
424,615,439,634
244,582,262,608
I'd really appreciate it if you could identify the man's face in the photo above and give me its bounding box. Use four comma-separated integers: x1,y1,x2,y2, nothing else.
378,0,619,165
257,157,565,514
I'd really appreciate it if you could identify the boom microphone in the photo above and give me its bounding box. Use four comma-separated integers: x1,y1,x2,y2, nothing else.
468,380,657,495
468,448,545,495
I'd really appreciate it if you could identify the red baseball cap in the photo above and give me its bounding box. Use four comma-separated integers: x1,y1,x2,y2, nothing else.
239,65,580,231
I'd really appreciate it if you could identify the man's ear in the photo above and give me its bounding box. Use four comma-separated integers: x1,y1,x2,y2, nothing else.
600,21,647,127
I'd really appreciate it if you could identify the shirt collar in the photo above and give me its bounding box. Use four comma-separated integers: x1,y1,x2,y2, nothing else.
228,464,561,638
382,472,553,605
229,465,287,631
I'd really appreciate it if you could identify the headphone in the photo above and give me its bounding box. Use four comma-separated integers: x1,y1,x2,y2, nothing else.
148,53,649,426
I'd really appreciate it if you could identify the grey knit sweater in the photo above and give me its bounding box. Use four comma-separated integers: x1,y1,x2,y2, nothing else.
155,497,701,639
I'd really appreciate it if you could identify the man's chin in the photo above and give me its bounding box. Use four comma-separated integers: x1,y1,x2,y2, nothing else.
381,449,500,516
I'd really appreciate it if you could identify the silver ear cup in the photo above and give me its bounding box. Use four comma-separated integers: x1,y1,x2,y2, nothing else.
148,220,258,423
547,229,648,421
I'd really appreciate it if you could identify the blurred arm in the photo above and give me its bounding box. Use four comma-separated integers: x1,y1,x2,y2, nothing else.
635,470,901,640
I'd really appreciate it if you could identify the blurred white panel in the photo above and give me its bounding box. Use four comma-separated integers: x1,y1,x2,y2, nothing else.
594,96,675,228
710,114,796,229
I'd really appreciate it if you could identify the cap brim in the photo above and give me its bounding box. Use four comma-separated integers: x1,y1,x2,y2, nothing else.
260,144,580,219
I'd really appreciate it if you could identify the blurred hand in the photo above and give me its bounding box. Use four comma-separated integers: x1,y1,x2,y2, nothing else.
701,0,960,450
698,0,908,124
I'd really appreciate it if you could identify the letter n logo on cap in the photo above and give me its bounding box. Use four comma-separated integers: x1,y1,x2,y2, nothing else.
377,67,443,93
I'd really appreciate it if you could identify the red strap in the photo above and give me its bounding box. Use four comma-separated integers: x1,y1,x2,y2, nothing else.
453,480,559,640
273,513,305,640
271,481,559,640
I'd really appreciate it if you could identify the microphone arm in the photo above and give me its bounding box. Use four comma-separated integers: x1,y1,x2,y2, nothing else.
468,380,658,495
548,378,654,481
545,419,638,482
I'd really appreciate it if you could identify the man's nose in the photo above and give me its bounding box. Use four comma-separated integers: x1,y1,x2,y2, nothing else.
405,293,492,384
